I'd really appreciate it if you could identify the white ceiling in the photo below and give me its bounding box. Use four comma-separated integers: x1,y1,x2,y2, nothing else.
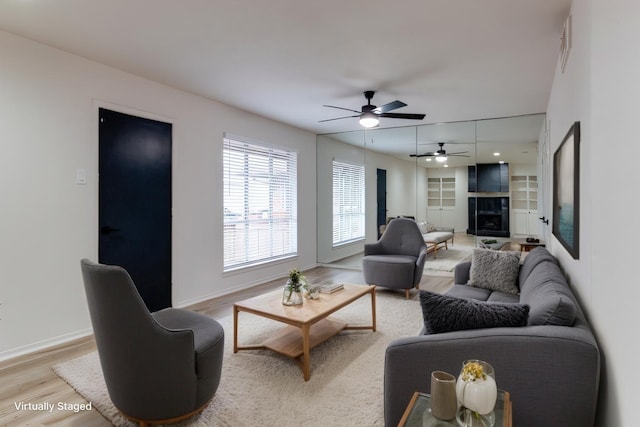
0,0,569,136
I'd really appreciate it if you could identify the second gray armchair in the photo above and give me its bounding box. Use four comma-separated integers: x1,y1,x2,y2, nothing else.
362,218,427,299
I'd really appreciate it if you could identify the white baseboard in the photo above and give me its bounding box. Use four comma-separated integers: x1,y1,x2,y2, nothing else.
176,262,319,309
0,328,93,363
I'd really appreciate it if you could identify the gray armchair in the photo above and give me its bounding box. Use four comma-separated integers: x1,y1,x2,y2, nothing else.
80,259,224,426
362,218,427,299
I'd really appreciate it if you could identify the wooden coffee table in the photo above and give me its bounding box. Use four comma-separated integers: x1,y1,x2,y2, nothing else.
233,284,376,381
511,238,546,252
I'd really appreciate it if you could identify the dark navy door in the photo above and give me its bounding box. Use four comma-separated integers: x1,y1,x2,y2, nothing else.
98,108,172,312
377,168,387,238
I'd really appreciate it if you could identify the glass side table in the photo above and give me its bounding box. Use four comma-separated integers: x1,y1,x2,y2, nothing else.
398,390,512,427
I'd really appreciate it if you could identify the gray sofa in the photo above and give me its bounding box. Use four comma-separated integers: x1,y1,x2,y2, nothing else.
384,247,600,427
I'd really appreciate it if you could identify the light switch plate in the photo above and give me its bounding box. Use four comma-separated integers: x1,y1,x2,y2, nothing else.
76,168,87,185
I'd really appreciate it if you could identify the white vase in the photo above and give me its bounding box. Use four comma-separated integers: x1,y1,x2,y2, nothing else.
455,360,497,427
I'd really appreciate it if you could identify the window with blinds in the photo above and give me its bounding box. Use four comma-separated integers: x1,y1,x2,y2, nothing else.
332,160,365,246
223,137,297,271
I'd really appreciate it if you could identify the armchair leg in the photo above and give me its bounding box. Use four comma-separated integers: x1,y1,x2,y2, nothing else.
405,289,411,299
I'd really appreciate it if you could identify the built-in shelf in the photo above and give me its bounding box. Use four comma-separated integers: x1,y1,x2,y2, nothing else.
427,177,455,227
510,175,539,236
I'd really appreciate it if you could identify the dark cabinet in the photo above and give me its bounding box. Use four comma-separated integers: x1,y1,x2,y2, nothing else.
468,163,509,192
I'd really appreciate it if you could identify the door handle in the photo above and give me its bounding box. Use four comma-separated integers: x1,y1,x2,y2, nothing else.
538,216,549,225
101,225,121,235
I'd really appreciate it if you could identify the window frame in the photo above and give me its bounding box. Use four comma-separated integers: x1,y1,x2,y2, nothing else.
332,159,365,247
223,135,298,271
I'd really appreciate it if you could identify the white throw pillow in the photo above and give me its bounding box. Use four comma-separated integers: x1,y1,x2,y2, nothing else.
468,248,521,294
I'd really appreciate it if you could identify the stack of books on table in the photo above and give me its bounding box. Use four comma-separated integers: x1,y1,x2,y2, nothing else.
319,282,344,294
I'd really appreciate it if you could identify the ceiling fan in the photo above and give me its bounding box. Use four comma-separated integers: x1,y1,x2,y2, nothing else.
410,142,470,162
319,91,426,128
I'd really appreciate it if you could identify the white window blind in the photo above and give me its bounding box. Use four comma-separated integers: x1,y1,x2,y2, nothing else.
332,160,365,246
223,137,297,270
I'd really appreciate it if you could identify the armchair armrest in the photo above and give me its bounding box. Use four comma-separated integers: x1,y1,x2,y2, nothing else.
364,241,385,256
413,247,428,283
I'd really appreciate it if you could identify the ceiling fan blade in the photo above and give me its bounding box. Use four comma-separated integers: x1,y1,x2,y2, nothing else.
379,112,426,120
322,105,362,114
318,115,359,123
449,154,471,157
373,100,406,114
410,152,436,157
447,151,469,155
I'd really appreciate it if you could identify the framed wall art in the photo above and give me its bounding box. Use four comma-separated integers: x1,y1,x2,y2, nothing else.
552,121,580,259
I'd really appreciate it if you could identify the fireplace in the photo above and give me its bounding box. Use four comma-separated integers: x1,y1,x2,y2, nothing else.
467,197,510,237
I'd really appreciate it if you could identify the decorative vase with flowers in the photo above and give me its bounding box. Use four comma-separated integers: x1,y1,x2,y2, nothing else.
455,360,498,427
282,268,307,306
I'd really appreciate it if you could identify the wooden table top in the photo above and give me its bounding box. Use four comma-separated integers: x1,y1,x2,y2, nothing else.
233,283,375,325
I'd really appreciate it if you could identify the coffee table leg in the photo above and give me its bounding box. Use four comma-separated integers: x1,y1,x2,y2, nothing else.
302,323,311,381
370,287,377,332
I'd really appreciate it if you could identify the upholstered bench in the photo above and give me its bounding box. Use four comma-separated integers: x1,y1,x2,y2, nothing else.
421,228,454,258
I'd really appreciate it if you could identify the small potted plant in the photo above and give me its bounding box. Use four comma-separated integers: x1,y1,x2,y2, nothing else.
282,268,307,306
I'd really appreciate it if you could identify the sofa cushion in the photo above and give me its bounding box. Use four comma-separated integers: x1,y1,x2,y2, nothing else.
468,248,520,295
423,231,453,244
446,284,492,301
417,222,429,234
519,261,577,326
419,291,529,334
518,247,558,286
487,291,520,304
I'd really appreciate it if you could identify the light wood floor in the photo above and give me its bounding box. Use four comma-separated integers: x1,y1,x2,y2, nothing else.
0,266,452,426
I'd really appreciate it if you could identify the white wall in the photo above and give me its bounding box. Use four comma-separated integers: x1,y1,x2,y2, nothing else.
0,30,317,360
546,1,640,425
316,136,420,263
365,151,419,239
316,134,366,263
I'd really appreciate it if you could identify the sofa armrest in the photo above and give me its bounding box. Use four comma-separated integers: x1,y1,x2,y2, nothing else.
454,261,471,284
384,326,599,427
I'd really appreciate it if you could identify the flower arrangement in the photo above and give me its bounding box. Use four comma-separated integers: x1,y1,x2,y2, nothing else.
282,268,307,305
286,268,307,292
460,361,488,382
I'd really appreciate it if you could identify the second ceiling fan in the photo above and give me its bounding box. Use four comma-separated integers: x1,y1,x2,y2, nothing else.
411,142,470,162
319,91,426,128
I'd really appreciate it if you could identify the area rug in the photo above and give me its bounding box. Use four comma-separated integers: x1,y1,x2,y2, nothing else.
424,246,473,273
53,292,425,427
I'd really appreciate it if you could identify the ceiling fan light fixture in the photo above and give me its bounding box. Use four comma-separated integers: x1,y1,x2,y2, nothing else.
359,112,379,128
435,155,447,162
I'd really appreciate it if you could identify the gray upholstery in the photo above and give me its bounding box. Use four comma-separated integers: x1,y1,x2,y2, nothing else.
80,259,224,423
362,218,427,297
384,248,600,427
